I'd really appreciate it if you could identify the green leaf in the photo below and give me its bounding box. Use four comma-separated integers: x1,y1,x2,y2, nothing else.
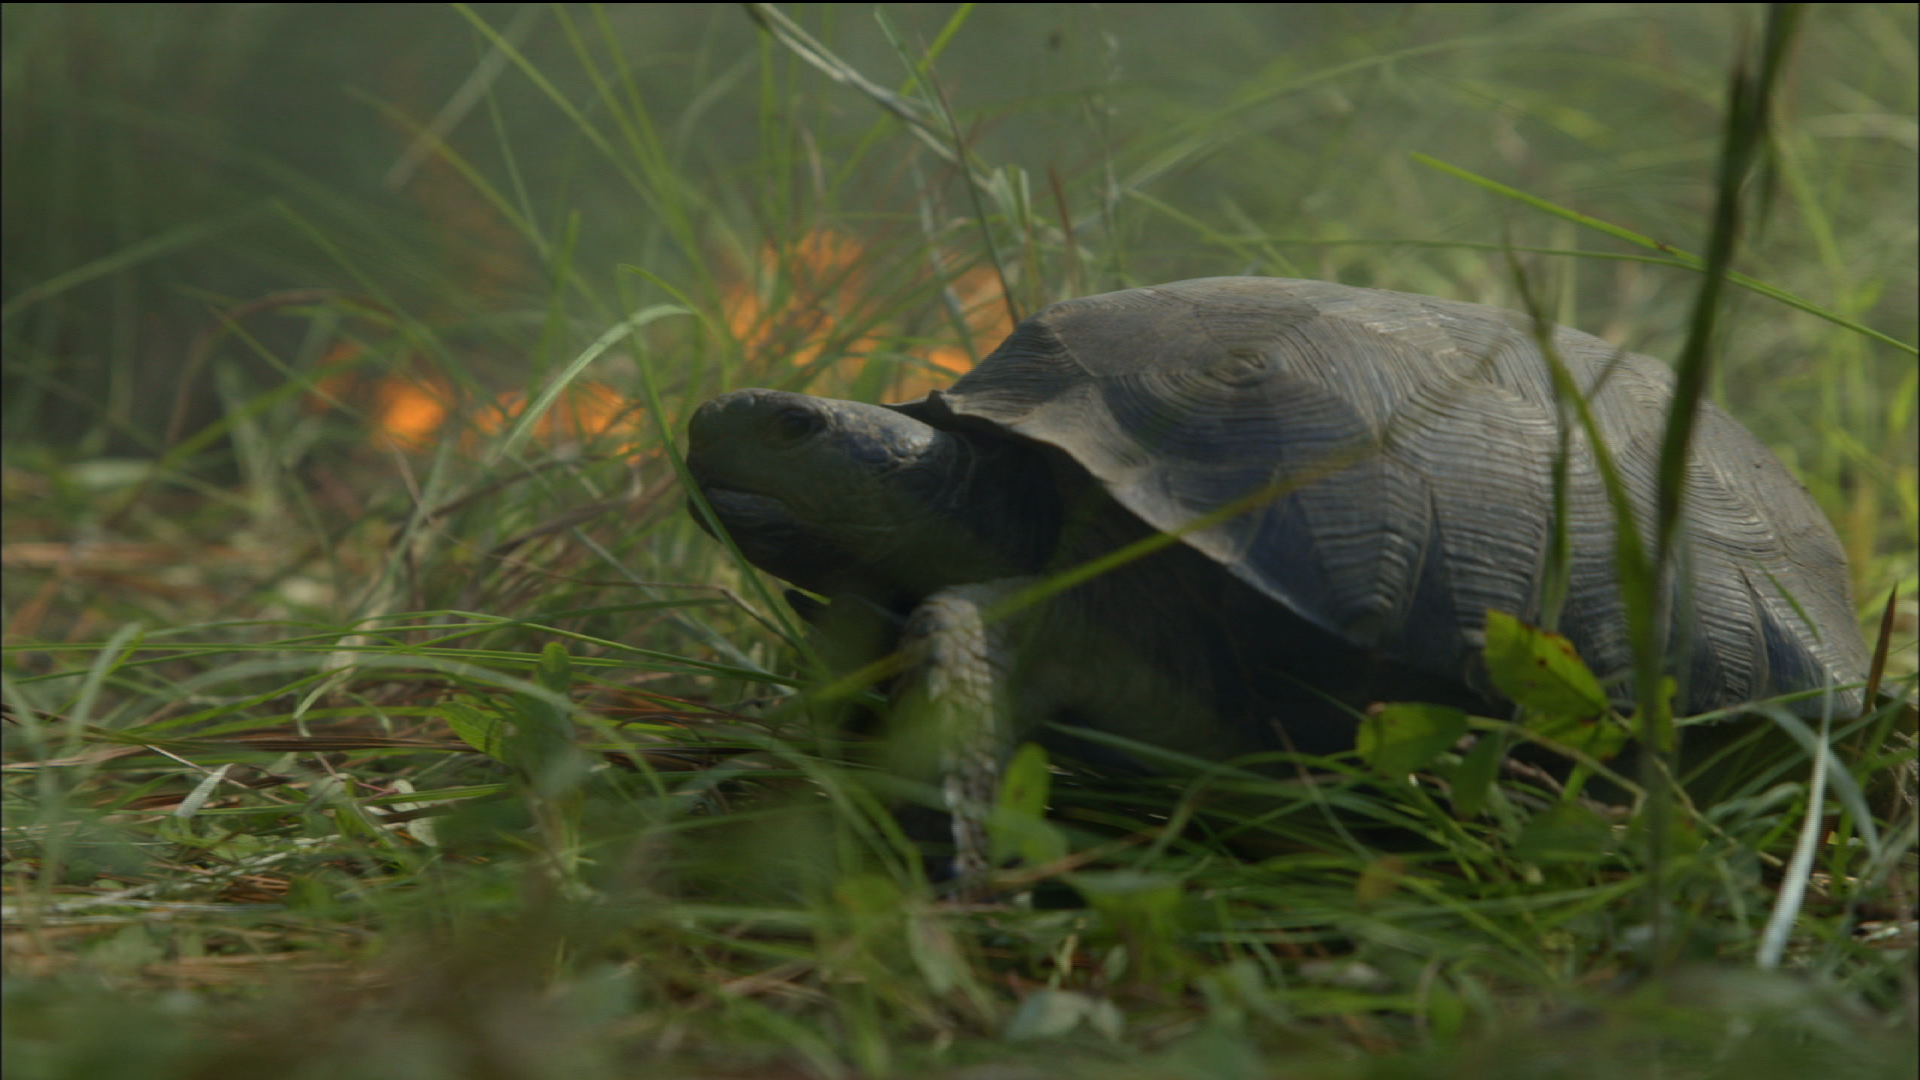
1483,612,1630,760
1483,610,1611,718
1512,804,1617,863
442,700,507,760
501,645,587,795
1625,801,1707,857
905,909,971,997
990,742,1067,866
831,871,905,918
1445,733,1506,819
1068,870,1189,983
1004,988,1125,1042
1529,710,1632,762
505,696,574,771
1355,855,1408,908
1357,702,1469,776
535,642,573,693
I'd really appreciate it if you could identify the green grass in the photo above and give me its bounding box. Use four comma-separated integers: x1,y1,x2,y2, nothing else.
3,5,1915,1078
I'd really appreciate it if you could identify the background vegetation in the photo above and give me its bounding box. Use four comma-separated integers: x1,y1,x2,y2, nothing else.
3,4,1914,1078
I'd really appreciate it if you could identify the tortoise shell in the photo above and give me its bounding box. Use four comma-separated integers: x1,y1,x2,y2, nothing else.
903,277,1866,715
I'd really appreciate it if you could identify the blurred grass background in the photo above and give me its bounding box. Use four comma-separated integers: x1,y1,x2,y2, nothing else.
2,4,1915,1078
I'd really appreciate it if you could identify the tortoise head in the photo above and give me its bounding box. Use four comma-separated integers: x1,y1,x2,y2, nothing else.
686,388,1053,606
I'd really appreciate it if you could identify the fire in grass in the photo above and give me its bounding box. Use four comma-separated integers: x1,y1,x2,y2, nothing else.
309,231,1015,451
307,347,645,455
715,229,1014,400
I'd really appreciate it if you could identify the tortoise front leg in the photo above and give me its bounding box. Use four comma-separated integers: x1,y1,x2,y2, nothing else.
897,579,1034,883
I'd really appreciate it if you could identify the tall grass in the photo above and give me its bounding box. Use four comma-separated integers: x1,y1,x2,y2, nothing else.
2,5,1914,1078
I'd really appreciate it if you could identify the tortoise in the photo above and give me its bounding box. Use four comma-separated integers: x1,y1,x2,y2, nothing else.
685,276,1867,868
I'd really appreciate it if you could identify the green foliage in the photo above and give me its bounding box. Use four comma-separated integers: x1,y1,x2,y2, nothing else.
991,741,1070,868
1358,702,1471,777
1483,609,1634,760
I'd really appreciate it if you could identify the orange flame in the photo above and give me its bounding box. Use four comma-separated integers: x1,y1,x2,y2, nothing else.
310,344,641,453
719,230,1014,399
472,382,639,449
911,264,1011,397
314,229,1013,450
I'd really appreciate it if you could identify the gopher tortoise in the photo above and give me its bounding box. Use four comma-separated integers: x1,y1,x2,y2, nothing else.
686,277,1867,869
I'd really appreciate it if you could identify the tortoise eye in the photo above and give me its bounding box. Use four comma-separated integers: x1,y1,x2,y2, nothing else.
769,404,824,445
